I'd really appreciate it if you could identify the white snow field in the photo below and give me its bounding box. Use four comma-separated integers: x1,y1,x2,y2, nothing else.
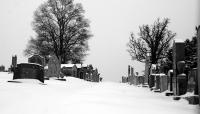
0,72,199,114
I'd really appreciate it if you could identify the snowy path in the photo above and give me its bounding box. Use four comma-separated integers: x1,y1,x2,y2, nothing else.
0,72,199,114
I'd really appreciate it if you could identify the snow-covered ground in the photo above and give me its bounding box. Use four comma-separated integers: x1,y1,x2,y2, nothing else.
0,72,199,114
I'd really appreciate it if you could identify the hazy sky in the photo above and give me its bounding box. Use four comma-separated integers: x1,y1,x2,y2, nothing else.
0,0,199,82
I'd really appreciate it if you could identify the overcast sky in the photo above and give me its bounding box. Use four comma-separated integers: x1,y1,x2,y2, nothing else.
0,0,199,82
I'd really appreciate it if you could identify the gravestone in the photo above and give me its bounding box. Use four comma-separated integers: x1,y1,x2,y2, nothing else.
197,26,200,106
160,74,168,92
92,69,99,82
138,76,144,85
12,55,17,67
131,67,134,76
128,66,134,84
72,65,77,77
11,55,17,72
100,77,103,82
128,65,131,76
13,63,44,83
47,54,60,78
172,39,187,95
144,57,150,84
77,65,87,79
167,70,173,91
187,68,198,94
28,55,45,66
155,74,160,90
129,75,134,85
61,64,77,77
122,76,128,83
149,74,155,88
149,64,157,88
176,61,187,95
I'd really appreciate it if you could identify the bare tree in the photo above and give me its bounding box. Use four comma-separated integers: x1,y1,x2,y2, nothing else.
24,0,92,63
127,18,176,64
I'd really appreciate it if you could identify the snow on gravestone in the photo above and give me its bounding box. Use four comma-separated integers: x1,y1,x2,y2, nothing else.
197,26,200,106
47,55,60,78
13,63,44,83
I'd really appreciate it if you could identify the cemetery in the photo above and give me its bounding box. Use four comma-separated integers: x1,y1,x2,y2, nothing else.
0,0,199,113
8,54,101,83
122,27,200,106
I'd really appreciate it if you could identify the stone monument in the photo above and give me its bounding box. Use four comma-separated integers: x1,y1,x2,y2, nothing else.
172,39,187,95
167,70,173,91
197,26,200,106
144,56,150,84
160,74,168,92
28,55,45,66
47,54,60,78
13,63,44,83
11,55,17,72
187,68,198,94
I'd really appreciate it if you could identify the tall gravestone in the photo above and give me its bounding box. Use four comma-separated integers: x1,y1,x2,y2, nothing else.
128,65,131,76
167,70,173,91
92,69,99,82
149,64,157,88
72,65,77,77
11,55,17,72
172,39,187,95
12,55,17,67
197,26,200,106
144,57,150,84
131,67,134,76
187,68,198,94
128,66,134,84
47,54,60,78
28,55,45,66
160,74,168,92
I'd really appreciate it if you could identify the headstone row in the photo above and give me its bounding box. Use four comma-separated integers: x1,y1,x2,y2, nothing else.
125,27,200,106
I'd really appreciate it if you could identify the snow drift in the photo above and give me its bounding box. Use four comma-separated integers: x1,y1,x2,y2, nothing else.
0,72,199,114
